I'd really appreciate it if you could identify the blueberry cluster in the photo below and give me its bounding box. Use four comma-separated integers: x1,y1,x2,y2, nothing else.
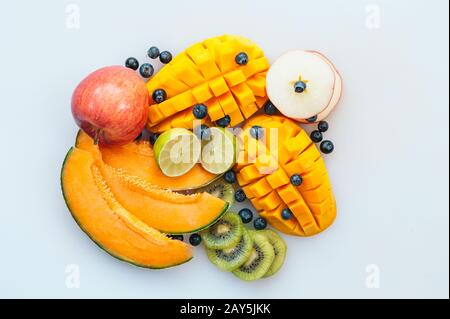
125,46,173,79
309,120,334,154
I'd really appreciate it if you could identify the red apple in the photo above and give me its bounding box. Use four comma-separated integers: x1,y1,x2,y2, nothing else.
71,66,149,146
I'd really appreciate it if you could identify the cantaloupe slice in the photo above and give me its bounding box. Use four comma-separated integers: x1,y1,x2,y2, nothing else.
75,132,229,234
146,35,270,132
61,147,193,268
236,115,336,237
99,164,229,234
76,130,220,191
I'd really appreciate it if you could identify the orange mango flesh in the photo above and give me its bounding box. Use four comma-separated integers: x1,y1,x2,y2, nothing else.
61,148,193,268
146,35,269,132
236,115,336,237
76,130,218,191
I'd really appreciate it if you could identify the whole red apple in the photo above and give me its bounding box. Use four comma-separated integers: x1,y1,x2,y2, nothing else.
71,66,149,146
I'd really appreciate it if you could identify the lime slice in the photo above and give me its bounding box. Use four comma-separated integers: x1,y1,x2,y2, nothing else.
200,127,236,174
153,128,201,177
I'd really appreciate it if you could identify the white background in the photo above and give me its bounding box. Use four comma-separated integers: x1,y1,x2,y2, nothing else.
1,0,448,298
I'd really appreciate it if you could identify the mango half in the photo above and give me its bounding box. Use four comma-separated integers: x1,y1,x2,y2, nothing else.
146,35,270,132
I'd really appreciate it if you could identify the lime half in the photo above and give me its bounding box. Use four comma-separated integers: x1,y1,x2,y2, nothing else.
200,127,236,174
153,128,201,177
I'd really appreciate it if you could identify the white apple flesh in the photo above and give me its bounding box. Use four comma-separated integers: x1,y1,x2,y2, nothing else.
299,51,343,123
266,50,336,120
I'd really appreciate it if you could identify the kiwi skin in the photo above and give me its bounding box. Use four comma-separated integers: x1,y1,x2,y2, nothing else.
232,231,275,281
200,213,243,250
206,228,253,272
201,179,235,206
258,230,287,278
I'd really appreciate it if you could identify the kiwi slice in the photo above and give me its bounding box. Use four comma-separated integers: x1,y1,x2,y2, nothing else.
199,179,235,206
206,228,253,271
232,231,275,281
259,230,287,278
201,212,243,250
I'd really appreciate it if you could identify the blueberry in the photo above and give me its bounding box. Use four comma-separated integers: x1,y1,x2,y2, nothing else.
310,130,323,143
238,208,253,224
290,174,303,186
168,234,184,241
152,89,167,104
194,124,211,141
224,170,236,184
250,125,264,140
307,115,318,123
160,51,173,64
281,208,293,220
294,81,307,93
139,63,154,78
147,46,160,59
149,133,160,145
189,234,202,246
263,100,277,115
125,57,139,70
234,189,246,202
216,115,231,128
320,140,334,154
318,121,329,133
235,52,249,65
253,217,267,230
135,131,143,141
193,104,208,119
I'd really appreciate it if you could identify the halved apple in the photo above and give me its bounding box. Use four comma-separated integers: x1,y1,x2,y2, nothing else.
298,51,342,123
266,50,337,121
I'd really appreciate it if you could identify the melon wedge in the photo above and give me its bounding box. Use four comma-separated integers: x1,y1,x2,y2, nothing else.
76,130,220,191
61,147,193,268
75,131,229,233
99,164,229,234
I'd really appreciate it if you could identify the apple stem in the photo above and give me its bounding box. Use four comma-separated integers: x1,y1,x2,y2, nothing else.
93,129,101,145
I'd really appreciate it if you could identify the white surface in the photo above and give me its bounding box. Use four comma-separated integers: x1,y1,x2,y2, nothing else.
0,0,448,299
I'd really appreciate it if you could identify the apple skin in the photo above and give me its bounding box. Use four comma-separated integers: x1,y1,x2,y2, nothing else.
71,66,149,146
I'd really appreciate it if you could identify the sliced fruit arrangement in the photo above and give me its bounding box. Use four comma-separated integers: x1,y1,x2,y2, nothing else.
76,130,218,191
61,147,193,268
65,34,341,274
202,212,287,281
146,35,270,133
235,115,336,237
266,50,342,123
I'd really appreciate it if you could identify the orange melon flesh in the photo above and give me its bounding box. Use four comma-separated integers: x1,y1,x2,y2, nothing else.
61,147,193,268
236,115,336,237
99,164,229,234
75,132,229,233
76,130,218,191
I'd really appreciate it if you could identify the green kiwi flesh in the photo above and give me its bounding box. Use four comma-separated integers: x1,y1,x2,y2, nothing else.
199,179,235,206
258,230,287,278
201,212,243,250
232,231,275,281
206,228,253,271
